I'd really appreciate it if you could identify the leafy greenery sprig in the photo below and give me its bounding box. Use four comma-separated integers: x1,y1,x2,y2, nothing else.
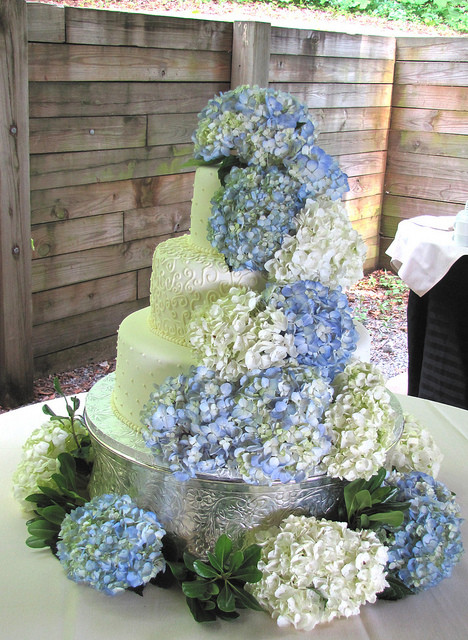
25,453,89,553
162,534,264,622
340,467,410,531
24,379,93,553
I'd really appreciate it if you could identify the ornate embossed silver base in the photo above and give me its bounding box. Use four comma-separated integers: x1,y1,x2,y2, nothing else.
85,374,403,556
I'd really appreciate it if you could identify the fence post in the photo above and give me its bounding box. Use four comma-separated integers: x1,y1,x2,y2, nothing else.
0,0,33,407
231,21,271,88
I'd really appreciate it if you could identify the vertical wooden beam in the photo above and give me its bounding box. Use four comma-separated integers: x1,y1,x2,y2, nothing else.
231,21,271,88
0,0,33,407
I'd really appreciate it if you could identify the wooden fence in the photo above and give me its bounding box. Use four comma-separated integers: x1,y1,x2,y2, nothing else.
0,1,467,405
380,37,468,267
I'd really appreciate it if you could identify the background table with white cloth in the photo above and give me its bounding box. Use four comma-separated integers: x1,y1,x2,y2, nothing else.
1,393,467,640
387,216,468,410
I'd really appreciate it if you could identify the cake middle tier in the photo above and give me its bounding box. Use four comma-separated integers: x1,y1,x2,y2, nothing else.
112,307,196,431
149,234,265,346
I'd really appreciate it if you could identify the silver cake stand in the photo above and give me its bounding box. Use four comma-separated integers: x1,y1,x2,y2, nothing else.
85,373,403,556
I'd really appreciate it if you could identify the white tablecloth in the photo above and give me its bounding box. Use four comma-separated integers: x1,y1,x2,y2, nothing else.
386,215,468,296
1,394,467,640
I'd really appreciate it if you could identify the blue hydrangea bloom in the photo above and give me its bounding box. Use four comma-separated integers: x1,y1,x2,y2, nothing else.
384,471,464,592
142,365,333,485
57,494,166,595
209,165,305,271
266,280,358,381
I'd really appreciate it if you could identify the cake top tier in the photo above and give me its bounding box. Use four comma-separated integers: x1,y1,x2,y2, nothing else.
189,166,221,252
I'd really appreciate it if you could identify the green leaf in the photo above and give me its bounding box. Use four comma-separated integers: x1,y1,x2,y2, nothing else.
226,549,244,573
192,560,220,579
368,511,405,527
182,580,219,600
36,504,67,525
167,560,188,582
240,544,261,567
217,584,236,612
214,534,233,566
378,575,415,601
230,583,264,612
57,453,77,489
26,535,50,549
185,597,217,623
355,489,372,511
233,567,263,584
207,551,223,572
27,519,59,538
183,551,198,572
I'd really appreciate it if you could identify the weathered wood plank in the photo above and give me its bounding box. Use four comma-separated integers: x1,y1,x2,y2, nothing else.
378,236,394,271
386,150,468,181
124,203,191,242
338,151,387,177
66,8,232,51
33,299,147,357
317,129,388,157
29,43,231,82
270,82,393,108
395,61,468,86
392,84,468,110
0,0,33,406
31,172,195,224
345,194,382,223
31,234,179,293
390,108,468,135
34,334,118,377
29,81,229,117
352,215,380,241
271,27,395,60
388,130,468,159
385,171,468,203
138,267,152,299
309,106,391,134
33,272,137,325
232,21,271,88
270,56,394,84
396,37,468,62
343,173,385,201
32,213,124,259
30,143,193,190
30,115,147,154
380,194,460,237
27,2,65,43
148,113,198,147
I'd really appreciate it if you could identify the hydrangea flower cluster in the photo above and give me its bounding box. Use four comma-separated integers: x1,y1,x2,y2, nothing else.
322,362,399,481
285,142,349,201
385,412,443,477
192,85,314,166
193,85,350,272
57,494,166,595
265,197,367,290
383,471,464,593
142,365,333,484
12,417,88,512
188,286,294,380
209,165,305,270
248,514,388,630
268,280,358,381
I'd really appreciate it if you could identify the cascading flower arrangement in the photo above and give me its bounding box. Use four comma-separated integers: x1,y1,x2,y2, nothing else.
12,86,464,632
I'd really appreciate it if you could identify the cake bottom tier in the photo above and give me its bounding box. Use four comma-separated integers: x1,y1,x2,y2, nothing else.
112,307,196,431
86,375,345,557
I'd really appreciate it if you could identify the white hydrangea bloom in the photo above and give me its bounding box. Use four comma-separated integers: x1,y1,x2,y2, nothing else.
322,362,399,481
264,196,367,290
248,515,388,630
385,412,443,477
12,417,88,512
188,287,295,379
